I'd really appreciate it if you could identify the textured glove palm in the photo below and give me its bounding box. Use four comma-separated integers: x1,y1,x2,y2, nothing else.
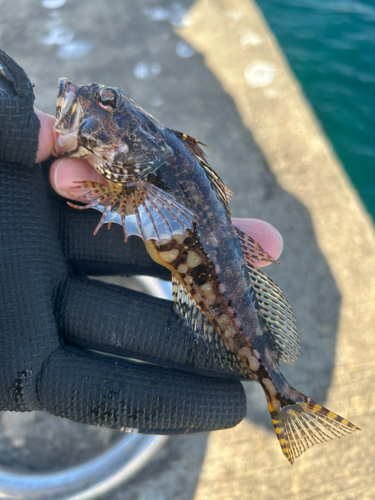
0,50,246,433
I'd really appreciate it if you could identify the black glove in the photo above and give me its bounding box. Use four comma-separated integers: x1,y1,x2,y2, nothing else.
0,49,246,434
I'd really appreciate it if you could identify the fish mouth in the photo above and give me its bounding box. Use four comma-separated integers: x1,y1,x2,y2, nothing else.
53,78,81,157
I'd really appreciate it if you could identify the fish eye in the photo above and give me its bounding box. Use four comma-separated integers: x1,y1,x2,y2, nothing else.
97,88,118,112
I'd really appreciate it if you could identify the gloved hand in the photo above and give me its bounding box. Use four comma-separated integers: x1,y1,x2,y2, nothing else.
0,49,248,433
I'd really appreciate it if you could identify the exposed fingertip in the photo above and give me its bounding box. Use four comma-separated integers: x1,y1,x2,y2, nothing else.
35,108,56,163
50,158,108,200
231,218,283,265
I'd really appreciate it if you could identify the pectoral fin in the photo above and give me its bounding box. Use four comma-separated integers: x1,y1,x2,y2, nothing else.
67,180,195,244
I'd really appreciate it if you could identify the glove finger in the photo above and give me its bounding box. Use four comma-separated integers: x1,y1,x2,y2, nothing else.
56,275,244,379
39,345,246,433
59,202,169,278
0,49,39,167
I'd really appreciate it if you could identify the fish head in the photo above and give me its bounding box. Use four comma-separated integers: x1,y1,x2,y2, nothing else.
53,78,172,183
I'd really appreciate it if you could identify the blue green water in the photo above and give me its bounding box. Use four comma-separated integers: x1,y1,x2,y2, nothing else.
256,0,375,219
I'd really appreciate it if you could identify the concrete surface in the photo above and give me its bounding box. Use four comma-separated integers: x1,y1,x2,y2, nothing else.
0,0,374,498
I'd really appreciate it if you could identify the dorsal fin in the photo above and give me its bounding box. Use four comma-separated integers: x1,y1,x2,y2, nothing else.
171,276,250,377
246,263,300,364
67,179,195,243
173,130,232,214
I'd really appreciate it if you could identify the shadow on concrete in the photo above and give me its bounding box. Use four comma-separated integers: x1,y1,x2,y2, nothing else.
0,0,340,498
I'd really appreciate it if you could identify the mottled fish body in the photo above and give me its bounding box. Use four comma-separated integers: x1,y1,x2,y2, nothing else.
53,78,359,464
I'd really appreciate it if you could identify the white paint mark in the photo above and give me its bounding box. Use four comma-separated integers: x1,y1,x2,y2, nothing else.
133,62,149,79
244,61,278,88
169,3,188,26
41,26,74,45
57,40,92,59
151,63,161,75
143,6,170,21
226,9,244,22
264,88,278,99
176,41,195,58
42,0,66,8
240,29,262,47
133,61,161,79
143,3,188,27
150,96,164,107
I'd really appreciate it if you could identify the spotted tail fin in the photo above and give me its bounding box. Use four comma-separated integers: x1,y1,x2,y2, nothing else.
270,395,360,464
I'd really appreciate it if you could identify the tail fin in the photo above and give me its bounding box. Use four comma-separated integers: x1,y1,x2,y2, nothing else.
270,395,360,464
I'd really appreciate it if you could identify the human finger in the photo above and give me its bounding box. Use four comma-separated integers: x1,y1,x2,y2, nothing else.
52,160,282,267
232,218,283,264
50,157,109,198
34,109,56,163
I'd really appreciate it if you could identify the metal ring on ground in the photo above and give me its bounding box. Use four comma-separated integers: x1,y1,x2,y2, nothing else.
0,434,167,500
0,276,171,500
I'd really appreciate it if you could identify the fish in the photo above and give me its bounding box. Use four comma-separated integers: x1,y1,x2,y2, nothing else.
52,77,359,464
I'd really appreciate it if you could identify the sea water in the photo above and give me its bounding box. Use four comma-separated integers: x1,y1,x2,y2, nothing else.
257,0,375,219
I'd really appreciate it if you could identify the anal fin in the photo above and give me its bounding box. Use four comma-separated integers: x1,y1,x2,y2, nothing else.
236,227,280,267
247,262,300,365
236,224,300,365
